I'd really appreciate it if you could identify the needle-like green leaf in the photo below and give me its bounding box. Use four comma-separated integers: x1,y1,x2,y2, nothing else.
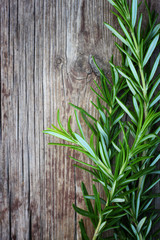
143,34,159,67
127,56,140,84
116,97,137,124
43,130,75,143
118,17,133,46
93,184,101,214
137,13,142,43
150,92,160,108
148,53,160,84
74,110,85,139
150,154,160,166
137,217,147,233
131,0,137,28
79,219,90,240
74,133,97,159
104,22,128,46
149,77,160,100
144,178,160,194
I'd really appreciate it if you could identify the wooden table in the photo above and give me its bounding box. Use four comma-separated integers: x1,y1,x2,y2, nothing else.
1,0,160,239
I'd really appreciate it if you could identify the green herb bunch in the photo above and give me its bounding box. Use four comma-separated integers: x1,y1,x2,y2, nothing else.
43,0,160,239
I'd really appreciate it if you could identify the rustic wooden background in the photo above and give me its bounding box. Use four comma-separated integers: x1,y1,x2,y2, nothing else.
1,0,160,239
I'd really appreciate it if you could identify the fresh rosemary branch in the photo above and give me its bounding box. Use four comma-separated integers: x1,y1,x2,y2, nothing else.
44,0,160,239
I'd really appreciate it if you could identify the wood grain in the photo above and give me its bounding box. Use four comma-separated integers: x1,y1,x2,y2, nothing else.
0,0,159,239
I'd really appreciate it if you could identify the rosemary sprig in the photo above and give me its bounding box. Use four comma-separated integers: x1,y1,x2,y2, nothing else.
44,0,160,239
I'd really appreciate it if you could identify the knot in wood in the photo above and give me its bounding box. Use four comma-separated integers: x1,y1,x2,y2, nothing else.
56,57,62,65
74,54,91,74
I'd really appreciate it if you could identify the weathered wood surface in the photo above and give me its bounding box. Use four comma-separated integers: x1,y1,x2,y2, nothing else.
0,0,159,239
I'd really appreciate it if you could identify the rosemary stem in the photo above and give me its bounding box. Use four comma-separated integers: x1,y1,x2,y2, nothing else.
139,65,147,97
131,31,147,100
131,30,139,50
131,30,149,238
92,216,102,240
92,198,109,240
139,233,143,240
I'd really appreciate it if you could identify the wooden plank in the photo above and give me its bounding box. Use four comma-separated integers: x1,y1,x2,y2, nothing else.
0,0,160,239
1,1,10,238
